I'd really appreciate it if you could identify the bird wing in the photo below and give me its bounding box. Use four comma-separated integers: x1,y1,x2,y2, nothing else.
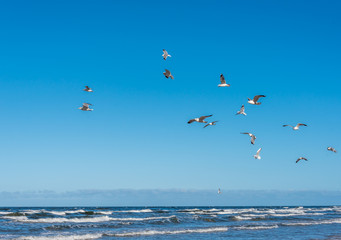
203,123,210,128
165,69,170,76
297,123,307,127
256,148,262,155
220,74,226,84
188,119,196,124
85,86,90,90
253,95,266,102
251,135,256,144
170,74,174,80
199,115,213,121
283,125,292,128
241,105,245,111
83,103,92,107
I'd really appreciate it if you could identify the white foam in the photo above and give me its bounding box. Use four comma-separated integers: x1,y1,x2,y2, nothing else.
283,218,341,226
113,209,153,213
0,211,12,215
111,227,228,237
11,215,177,223
233,216,252,221
17,233,102,240
234,225,279,230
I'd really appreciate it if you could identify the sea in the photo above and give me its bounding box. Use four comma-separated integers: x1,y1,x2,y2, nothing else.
0,206,340,239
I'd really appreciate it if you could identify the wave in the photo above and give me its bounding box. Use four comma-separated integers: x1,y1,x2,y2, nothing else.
106,227,228,237
6,215,178,223
17,233,102,240
113,209,153,213
234,225,279,230
282,218,341,226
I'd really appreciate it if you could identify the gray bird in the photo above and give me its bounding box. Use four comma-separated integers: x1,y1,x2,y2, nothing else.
327,147,337,153
248,95,266,105
162,49,171,60
188,115,213,124
203,121,218,128
296,157,308,163
283,123,307,130
78,103,93,111
163,69,174,79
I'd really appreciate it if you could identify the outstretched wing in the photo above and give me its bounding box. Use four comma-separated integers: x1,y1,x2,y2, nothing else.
297,123,307,127
83,103,92,107
203,123,210,128
220,74,226,84
283,125,292,128
199,115,213,121
187,119,196,124
253,95,266,102
256,148,262,155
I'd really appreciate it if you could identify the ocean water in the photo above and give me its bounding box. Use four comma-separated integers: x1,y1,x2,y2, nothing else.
0,206,341,239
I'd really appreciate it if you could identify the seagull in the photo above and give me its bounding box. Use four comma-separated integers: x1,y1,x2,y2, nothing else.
247,95,266,105
83,86,93,92
163,69,174,79
188,115,213,124
218,74,230,87
218,188,221,194
327,147,337,153
296,157,308,163
254,148,262,159
203,121,218,128
283,123,307,130
78,103,93,111
241,132,256,145
236,105,247,116
162,49,171,60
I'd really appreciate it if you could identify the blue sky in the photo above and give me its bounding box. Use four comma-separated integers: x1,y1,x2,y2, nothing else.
0,0,341,204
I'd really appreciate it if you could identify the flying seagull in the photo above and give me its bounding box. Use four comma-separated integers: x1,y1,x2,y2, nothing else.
163,69,174,79
327,147,337,153
78,103,93,111
254,148,262,159
203,121,218,128
283,123,307,130
188,115,213,124
218,74,230,87
83,86,93,92
218,188,221,194
162,49,171,60
296,157,308,163
236,105,247,116
248,95,266,105
241,132,256,145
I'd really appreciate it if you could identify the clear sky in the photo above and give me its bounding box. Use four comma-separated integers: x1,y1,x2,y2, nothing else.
0,0,341,200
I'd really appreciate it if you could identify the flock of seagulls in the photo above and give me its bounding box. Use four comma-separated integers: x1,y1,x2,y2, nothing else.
76,49,337,195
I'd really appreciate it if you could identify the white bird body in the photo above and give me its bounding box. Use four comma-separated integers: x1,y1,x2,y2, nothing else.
283,123,307,130
218,74,230,87
218,188,221,194
162,49,171,60
254,148,262,159
236,105,247,116
248,95,266,105
83,86,93,92
79,103,93,111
